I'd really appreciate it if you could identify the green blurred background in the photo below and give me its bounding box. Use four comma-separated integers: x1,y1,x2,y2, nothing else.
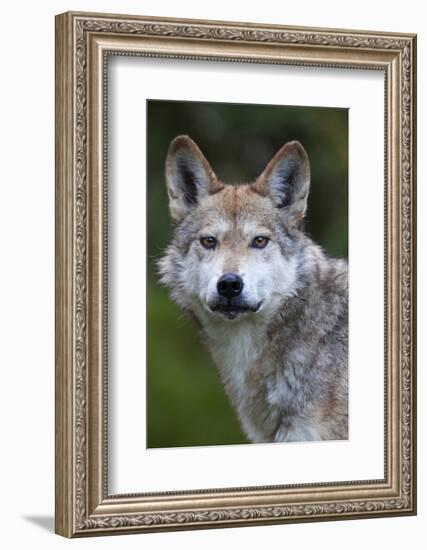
147,100,348,448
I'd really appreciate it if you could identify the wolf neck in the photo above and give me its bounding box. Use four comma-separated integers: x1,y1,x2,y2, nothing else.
201,315,270,395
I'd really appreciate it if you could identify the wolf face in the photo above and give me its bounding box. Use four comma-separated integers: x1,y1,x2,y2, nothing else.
159,135,310,325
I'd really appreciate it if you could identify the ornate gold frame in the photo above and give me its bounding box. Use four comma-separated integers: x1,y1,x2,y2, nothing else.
55,11,417,537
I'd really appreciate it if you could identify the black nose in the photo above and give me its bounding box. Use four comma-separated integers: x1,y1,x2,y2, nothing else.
217,273,244,299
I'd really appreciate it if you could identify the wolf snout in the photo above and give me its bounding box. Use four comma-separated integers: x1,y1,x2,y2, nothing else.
217,273,244,299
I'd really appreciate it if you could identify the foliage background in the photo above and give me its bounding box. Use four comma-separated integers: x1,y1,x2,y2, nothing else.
147,99,348,448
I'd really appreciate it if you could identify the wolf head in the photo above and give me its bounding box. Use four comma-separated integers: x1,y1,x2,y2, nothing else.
158,135,311,323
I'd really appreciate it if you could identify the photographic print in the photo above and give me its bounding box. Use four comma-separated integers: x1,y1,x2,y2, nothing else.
147,100,348,448
56,12,416,537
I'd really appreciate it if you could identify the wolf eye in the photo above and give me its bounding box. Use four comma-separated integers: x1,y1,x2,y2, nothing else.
251,236,270,249
200,236,217,249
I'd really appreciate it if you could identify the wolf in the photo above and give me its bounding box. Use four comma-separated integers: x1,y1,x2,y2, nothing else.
158,135,348,443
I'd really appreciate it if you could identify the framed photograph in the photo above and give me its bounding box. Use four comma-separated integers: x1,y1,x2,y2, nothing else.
55,11,417,537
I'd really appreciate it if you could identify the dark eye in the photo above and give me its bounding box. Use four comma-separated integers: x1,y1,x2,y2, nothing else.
200,236,217,249
251,236,270,249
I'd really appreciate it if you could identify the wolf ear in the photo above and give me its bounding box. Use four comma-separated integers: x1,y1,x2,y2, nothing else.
165,135,222,222
253,141,310,226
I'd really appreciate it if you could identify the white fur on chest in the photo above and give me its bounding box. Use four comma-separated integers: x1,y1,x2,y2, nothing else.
205,319,270,441
207,321,264,401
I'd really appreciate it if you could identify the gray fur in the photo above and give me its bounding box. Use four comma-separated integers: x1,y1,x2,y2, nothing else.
158,136,348,443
